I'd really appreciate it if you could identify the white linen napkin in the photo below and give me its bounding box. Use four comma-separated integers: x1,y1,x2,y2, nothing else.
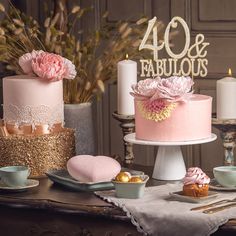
95,183,236,236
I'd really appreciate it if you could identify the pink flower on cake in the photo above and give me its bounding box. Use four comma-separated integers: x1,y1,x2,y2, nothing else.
143,99,167,113
32,53,66,81
63,58,77,80
130,78,159,100
18,50,44,74
131,76,194,122
155,76,193,102
131,76,193,102
18,50,77,81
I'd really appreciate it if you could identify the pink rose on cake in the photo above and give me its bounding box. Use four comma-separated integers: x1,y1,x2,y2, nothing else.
18,50,76,81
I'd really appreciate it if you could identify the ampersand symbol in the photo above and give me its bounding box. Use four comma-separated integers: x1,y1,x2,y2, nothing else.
187,34,209,59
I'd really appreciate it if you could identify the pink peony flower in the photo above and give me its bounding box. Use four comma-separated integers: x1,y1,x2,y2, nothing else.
31,52,66,81
18,50,77,81
63,58,77,80
155,76,193,102
131,76,193,102
130,78,160,100
18,50,44,74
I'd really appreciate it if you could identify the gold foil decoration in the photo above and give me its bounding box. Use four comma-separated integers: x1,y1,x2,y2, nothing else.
0,128,75,176
137,100,177,122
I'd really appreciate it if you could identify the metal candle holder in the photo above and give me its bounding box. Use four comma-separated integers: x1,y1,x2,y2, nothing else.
112,111,135,166
212,118,236,166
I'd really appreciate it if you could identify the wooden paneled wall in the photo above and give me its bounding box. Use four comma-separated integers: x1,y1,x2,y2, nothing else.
1,0,236,175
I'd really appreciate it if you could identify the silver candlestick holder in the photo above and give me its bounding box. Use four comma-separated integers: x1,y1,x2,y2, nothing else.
112,111,135,166
212,117,236,166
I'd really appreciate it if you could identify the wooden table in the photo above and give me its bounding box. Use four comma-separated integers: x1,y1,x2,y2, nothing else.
0,165,235,236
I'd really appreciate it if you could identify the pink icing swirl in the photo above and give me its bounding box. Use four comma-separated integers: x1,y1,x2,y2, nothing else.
183,167,210,185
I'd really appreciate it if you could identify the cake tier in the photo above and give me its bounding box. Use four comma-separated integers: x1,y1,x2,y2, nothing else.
3,75,64,131
0,128,75,176
135,94,212,141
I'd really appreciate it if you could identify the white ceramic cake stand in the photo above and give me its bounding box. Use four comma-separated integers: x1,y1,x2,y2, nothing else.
124,133,217,181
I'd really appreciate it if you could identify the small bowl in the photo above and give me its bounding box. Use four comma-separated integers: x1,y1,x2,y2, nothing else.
213,166,236,188
112,175,149,199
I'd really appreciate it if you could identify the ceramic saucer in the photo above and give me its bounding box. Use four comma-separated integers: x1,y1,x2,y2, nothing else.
169,191,218,203
209,179,236,191
0,179,39,192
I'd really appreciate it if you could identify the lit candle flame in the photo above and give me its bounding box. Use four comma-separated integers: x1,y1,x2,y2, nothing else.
125,54,129,60
228,68,232,76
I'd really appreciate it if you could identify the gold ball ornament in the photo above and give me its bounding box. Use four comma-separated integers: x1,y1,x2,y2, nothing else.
115,172,131,182
129,176,143,183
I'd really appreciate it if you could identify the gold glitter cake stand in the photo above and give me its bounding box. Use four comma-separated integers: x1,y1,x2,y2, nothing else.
0,128,75,176
125,133,217,181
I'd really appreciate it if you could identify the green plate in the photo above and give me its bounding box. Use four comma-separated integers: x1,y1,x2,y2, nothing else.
46,169,144,192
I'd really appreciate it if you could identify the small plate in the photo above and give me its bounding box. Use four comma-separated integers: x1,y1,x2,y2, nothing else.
46,169,145,192
169,191,218,203
209,179,236,191
0,179,39,192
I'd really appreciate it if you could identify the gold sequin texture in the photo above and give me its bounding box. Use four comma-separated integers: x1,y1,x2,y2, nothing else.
137,101,177,122
0,128,75,176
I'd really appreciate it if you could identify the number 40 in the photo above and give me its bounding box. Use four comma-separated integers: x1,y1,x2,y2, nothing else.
139,16,190,60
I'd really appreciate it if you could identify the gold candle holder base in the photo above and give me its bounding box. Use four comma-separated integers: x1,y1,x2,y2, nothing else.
0,128,75,176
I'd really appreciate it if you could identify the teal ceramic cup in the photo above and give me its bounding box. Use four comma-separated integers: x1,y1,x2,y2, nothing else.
0,166,30,187
213,166,236,188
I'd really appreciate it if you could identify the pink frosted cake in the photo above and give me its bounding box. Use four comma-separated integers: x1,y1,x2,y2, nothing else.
2,50,76,135
3,75,64,135
131,76,212,142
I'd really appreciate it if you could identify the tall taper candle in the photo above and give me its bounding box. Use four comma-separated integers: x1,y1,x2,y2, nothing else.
117,55,137,115
217,69,236,119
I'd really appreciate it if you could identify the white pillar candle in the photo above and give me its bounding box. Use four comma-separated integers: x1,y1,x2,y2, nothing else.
217,69,236,119
117,56,137,115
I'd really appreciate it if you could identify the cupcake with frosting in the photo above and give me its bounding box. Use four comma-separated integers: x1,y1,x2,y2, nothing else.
183,167,210,197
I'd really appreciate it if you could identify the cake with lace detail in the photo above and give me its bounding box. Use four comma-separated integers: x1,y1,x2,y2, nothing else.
2,50,76,135
3,76,64,135
0,51,76,176
131,76,212,142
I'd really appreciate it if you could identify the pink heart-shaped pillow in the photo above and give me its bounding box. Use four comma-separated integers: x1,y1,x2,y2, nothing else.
67,155,121,182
